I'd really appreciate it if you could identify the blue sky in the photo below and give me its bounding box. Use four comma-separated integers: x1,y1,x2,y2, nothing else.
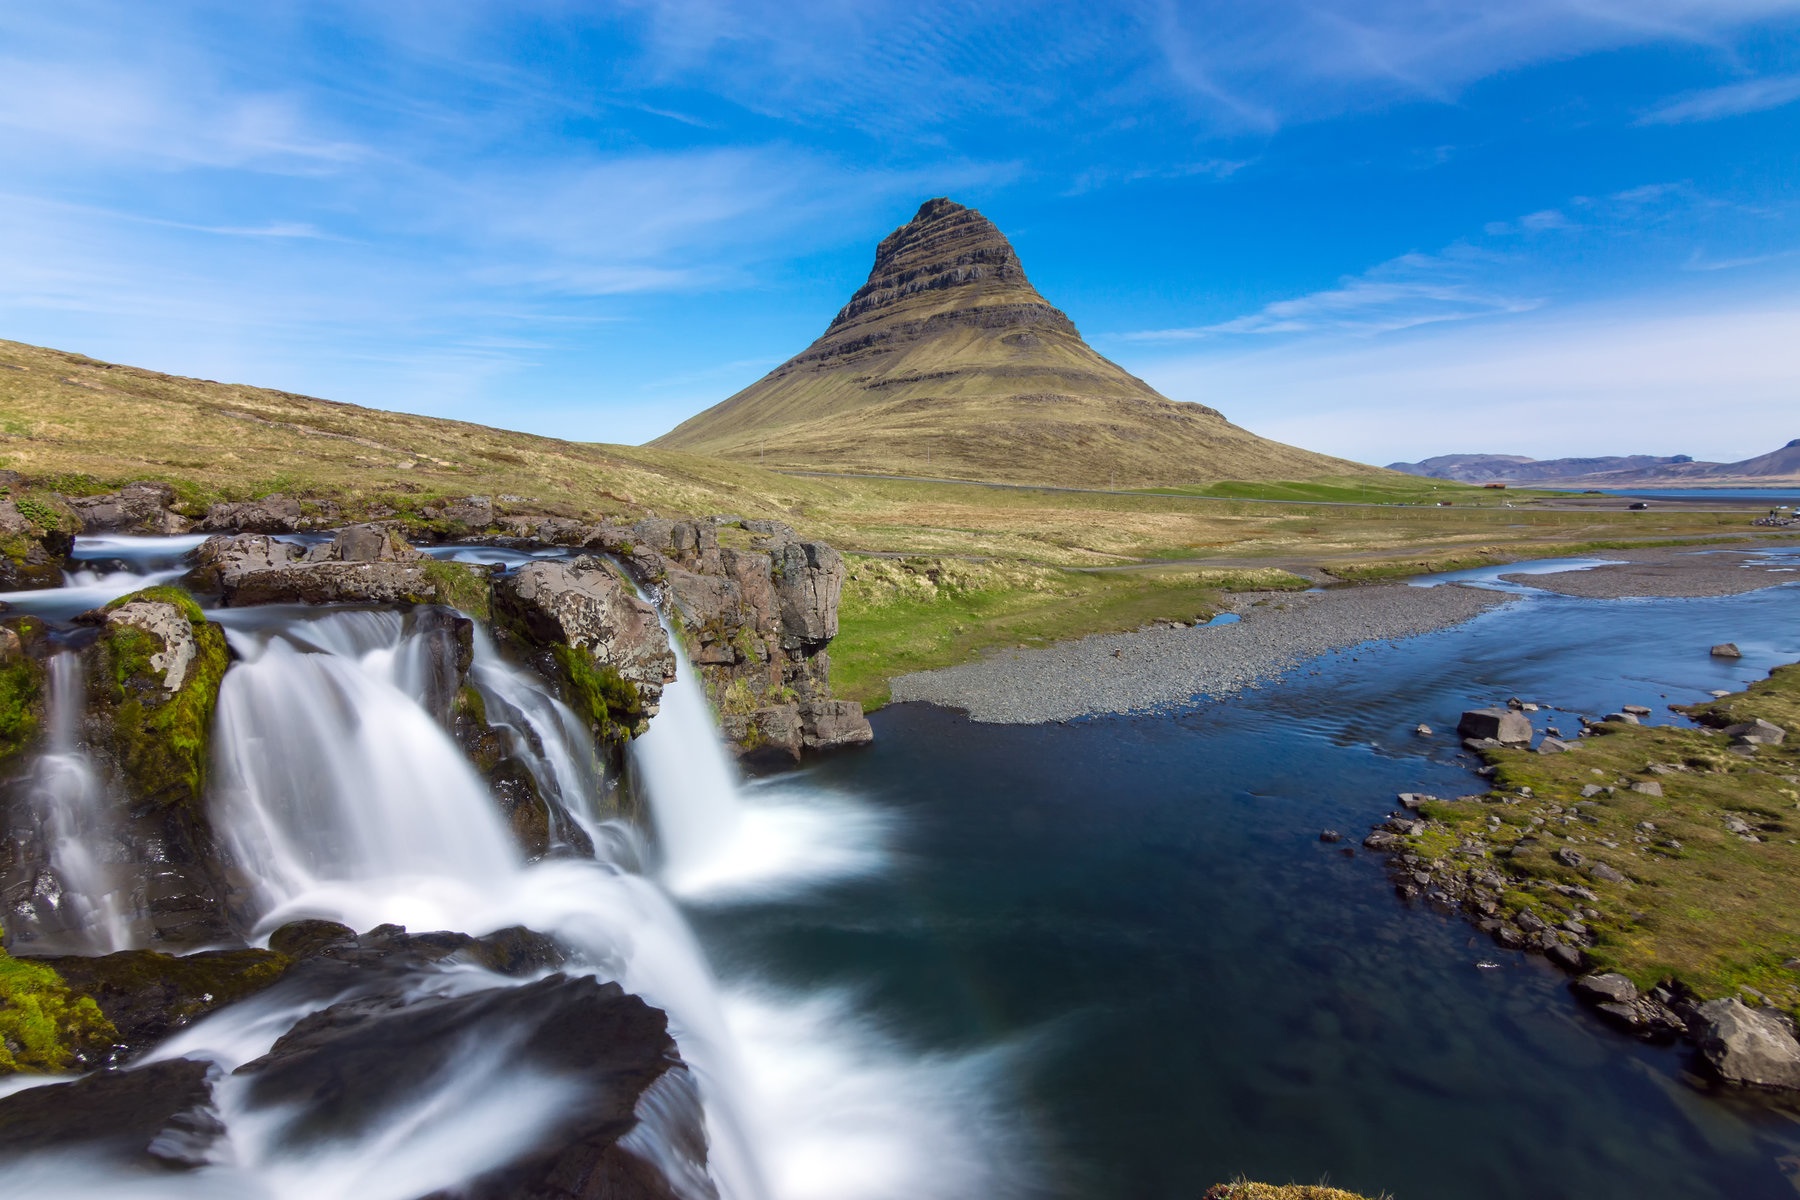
2,2,1796,465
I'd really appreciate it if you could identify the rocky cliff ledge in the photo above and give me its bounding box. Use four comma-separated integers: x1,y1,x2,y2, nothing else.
185,511,871,763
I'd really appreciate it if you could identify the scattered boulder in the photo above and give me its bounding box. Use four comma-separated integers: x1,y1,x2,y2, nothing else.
1621,704,1652,717
1690,998,1800,1090
68,481,192,535
1630,780,1663,797
1710,643,1742,659
1537,737,1572,754
1724,718,1785,747
1587,861,1628,884
199,493,304,533
1457,707,1533,745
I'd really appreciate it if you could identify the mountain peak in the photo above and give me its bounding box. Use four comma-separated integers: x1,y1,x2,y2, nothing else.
651,199,1373,488
823,198,1068,339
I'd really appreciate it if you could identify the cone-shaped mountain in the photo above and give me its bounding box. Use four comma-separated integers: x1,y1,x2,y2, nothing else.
652,199,1375,487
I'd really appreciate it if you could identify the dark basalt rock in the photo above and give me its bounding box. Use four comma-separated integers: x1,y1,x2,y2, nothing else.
236,972,692,1200
0,1056,225,1167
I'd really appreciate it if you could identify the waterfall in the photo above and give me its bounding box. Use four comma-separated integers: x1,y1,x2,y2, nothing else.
630,639,748,894
203,608,773,1200
13,556,1000,1200
17,653,133,952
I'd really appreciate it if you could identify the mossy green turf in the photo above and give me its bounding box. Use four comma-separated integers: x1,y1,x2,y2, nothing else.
93,587,229,810
832,556,1310,706
1202,1182,1385,1200
0,653,41,762
420,559,492,620
0,940,116,1074
1400,664,1800,1015
551,644,645,744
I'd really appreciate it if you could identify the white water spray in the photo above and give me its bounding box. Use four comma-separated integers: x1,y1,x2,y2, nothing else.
20,653,132,952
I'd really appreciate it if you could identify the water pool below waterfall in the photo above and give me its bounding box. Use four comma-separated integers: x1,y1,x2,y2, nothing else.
689,582,1800,1200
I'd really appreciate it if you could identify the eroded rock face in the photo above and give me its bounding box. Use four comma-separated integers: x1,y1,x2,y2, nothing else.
605,517,870,760
773,540,844,649
1691,998,1800,1089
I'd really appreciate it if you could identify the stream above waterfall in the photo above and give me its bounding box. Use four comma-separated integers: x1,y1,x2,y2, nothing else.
3,537,1799,1198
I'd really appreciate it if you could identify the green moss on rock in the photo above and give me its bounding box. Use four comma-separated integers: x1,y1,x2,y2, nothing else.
92,588,230,810
0,649,42,763
419,559,492,620
552,643,644,744
0,941,118,1075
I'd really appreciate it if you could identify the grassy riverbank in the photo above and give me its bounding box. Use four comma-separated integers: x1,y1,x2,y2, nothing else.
1398,664,1800,1016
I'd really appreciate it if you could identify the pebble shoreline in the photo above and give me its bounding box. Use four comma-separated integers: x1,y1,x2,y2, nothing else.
889,583,1513,723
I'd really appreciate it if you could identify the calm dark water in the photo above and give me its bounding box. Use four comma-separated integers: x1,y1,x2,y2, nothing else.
695,584,1800,1200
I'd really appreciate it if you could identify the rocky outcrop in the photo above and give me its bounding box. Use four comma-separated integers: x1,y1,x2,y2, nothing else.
199,492,306,533
592,517,871,762
15,585,240,947
189,524,489,612
495,556,676,748
0,486,76,591
68,481,193,535
1690,998,1800,1090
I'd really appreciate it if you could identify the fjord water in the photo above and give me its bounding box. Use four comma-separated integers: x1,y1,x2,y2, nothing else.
693,581,1800,1199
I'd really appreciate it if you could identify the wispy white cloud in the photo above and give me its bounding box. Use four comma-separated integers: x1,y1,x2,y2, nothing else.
1122,248,1538,341
1638,73,1800,124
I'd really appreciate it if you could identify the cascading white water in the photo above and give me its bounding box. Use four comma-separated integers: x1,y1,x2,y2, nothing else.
203,609,773,1200
20,653,132,952
17,576,1007,1200
630,640,747,892
630,635,888,902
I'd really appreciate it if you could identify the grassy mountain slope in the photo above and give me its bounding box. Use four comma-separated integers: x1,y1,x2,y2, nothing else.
652,199,1380,488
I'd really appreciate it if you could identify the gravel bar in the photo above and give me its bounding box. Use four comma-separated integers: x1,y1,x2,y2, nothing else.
889,584,1513,724
1498,546,1800,599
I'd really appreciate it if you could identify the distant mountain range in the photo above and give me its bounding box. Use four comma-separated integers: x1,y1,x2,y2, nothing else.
1388,440,1800,487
